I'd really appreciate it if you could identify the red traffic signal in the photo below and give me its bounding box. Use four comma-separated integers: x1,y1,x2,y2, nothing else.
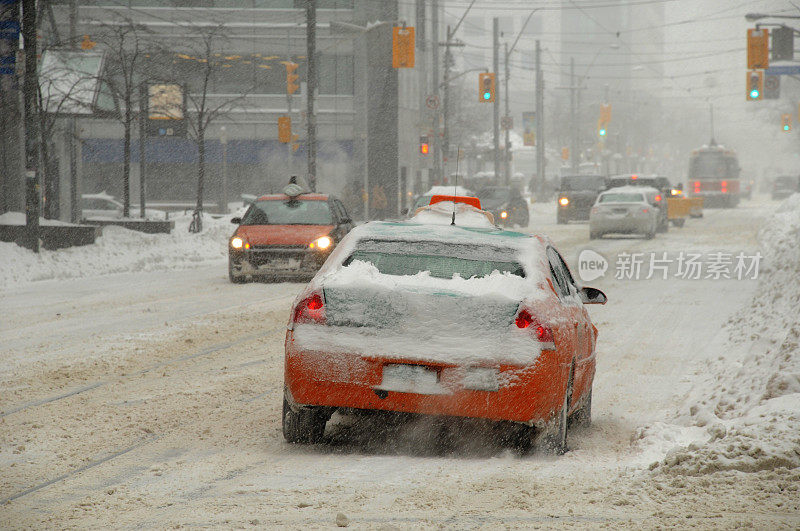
419,135,430,155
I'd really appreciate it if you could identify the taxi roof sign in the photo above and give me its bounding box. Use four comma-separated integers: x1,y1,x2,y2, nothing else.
429,195,481,209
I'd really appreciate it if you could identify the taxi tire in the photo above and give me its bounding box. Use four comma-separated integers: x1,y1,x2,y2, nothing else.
645,226,656,240
282,395,327,444
541,369,572,455
569,388,592,428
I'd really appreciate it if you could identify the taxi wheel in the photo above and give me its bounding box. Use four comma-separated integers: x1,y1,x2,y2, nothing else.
282,395,327,444
541,369,572,455
569,389,592,429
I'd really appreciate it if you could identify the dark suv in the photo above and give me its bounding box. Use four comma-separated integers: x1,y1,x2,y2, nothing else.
772,175,799,200
476,186,529,227
556,175,606,224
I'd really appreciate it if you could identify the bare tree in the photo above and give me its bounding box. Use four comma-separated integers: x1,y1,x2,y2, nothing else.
170,24,250,216
90,14,154,217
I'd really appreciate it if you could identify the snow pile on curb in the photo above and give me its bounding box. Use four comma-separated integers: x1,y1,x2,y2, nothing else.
0,212,234,290
647,194,800,475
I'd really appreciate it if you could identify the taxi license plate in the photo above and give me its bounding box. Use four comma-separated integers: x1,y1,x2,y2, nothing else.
378,364,447,395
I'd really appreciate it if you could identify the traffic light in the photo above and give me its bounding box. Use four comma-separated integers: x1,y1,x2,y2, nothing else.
419,135,430,155
278,116,291,143
284,61,299,95
772,26,794,61
782,114,792,132
392,26,415,68
479,73,495,103
597,103,611,138
747,28,769,70
747,70,763,101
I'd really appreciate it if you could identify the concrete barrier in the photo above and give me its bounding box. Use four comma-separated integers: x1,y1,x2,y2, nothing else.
82,219,175,234
0,223,100,250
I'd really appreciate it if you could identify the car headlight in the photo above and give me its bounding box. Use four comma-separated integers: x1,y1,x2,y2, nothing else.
559,197,569,206
309,236,332,250
230,236,245,250
500,210,508,219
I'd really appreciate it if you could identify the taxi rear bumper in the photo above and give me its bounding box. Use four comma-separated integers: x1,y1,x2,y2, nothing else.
284,335,569,425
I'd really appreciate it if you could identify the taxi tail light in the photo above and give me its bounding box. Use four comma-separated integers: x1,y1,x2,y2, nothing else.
655,194,662,202
514,308,555,347
721,180,728,193
641,207,650,213
694,181,701,193
292,290,326,325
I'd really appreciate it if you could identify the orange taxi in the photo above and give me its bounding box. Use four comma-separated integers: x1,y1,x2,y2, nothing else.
282,197,606,453
228,186,354,282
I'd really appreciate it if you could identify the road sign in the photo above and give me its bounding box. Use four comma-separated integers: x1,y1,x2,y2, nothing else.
747,28,769,70
501,115,513,130
392,27,415,68
425,94,439,109
522,111,535,146
764,74,780,99
766,65,800,76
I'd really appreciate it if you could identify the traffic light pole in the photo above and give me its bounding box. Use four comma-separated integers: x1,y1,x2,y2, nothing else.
493,17,500,182
570,57,578,172
504,42,510,185
305,0,317,192
535,40,544,192
22,0,40,252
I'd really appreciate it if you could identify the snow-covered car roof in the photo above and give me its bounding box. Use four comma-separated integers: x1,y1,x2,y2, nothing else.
422,185,474,197
309,201,553,302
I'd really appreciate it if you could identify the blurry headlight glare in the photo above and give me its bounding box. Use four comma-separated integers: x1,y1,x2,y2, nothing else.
310,236,332,250
559,197,569,206
500,210,508,219
230,236,244,249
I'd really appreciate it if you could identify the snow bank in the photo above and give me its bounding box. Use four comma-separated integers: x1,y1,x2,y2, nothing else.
646,193,800,475
0,212,233,290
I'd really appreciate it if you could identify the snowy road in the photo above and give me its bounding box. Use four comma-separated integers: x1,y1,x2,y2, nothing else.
2,196,798,529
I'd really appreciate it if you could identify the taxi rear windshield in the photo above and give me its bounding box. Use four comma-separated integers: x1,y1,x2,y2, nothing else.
241,199,332,225
343,240,525,279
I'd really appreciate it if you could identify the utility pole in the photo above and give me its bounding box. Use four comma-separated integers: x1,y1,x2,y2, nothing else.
440,26,465,177
138,83,147,218
535,40,544,191
305,0,317,191
570,57,578,172
22,0,39,252
0,1,22,216
68,0,80,223
503,41,510,184
220,125,228,214
431,0,440,183
492,17,500,182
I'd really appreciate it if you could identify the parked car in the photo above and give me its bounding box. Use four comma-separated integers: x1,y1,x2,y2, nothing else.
771,175,799,200
283,197,606,453
81,192,166,220
556,175,606,224
589,186,659,240
476,185,529,227
228,188,354,283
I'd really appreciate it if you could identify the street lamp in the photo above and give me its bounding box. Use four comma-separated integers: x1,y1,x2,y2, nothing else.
329,20,390,221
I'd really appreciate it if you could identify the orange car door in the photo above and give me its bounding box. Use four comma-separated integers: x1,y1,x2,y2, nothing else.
546,247,583,396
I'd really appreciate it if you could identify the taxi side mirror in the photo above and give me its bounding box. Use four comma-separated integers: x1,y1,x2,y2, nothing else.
231,217,242,224
578,286,607,305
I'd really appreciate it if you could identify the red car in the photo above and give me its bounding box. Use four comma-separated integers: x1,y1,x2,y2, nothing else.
228,190,354,282
282,198,606,453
